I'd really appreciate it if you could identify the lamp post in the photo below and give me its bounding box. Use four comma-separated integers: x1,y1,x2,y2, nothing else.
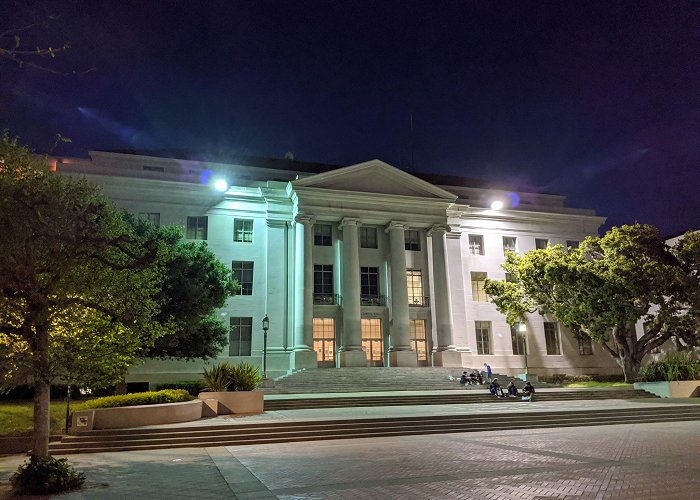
518,322,528,377
261,314,269,379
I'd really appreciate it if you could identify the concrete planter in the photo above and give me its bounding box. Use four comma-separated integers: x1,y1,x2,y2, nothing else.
71,399,203,433
634,380,700,398
198,391,264,415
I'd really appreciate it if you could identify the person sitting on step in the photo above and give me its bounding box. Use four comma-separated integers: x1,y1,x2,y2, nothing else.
489,378,505,397
522,381,535,401
506,381,518,397
459,372,469,385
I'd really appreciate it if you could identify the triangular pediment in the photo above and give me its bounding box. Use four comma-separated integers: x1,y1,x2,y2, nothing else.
292,159,457,200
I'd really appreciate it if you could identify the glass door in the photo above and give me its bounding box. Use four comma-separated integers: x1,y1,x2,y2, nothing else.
313,318,335,368
361,318,384,367
410,319,429,366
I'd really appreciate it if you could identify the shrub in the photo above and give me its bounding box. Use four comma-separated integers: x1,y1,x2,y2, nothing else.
202,363,234,392
229,363,262,391
638,351,700,382
80,389,193,409
156,381,204,396
201,362,262,391
10,455,85,495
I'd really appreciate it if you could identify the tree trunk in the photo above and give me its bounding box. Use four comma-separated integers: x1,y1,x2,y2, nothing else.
32,323,51,457
619,353,640,383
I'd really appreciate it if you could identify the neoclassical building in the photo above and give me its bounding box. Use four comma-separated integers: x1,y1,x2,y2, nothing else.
53,151,620,384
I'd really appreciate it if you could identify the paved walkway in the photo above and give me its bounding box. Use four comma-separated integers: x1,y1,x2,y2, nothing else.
1,419,699,499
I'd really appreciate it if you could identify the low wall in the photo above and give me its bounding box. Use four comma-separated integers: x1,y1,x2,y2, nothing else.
0,435,62,455
71,399,203,433
198,391,264,415
634,380,700,398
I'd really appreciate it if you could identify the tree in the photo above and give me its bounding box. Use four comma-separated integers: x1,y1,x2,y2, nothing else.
0,132,172,458
484,225,700,382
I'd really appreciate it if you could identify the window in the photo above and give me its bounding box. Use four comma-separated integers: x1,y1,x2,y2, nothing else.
578,336,593,355
361,318,383,364
229,317,252,356
314,224,332,246
511,325,526,355
139,212,161,227
502,236,517,254
360,226,378,249
535,238,549,250
567,240,580,249
407,270,425,306
471,272,488,302
360,267,379,297
475,321,492,355
468,235,484,255
404,230,421,251
544,322,561,355
186,216,208,240
232,261,254,295
313,264,333,295
234,219,254,242
410,319,428,361
313,318,335,366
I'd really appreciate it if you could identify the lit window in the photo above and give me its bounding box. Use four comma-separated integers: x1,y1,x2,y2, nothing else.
502,236,517,254
469,235,484,255
232,261,254,295
314,224,332,246
360,226,378,249
407,270,424,306
471,272,488,302
404,230,421,251
535,238,549,250
544,322,561,355
229,317,252,356
475,321,492,355
234,219,254,242
139,212,161,227
186,216,208,240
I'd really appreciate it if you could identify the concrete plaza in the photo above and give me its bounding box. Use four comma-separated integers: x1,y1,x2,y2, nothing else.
1,416,699,499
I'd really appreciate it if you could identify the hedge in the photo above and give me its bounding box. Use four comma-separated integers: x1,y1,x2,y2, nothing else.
155,381,204,396
80,389,193,409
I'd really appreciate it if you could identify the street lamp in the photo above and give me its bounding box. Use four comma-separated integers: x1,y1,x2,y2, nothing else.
518,322,528,377
261,314,269,379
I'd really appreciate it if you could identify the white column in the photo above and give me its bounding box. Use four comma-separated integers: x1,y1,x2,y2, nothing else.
386,221,416,367
429,223,461,367
339,217,366,367
291,215,317,369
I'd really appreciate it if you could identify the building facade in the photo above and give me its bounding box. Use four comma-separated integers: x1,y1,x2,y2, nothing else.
54,151,620,384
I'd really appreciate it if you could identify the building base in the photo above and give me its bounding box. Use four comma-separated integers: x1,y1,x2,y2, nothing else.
389,350,418,367
339,350,368,367
291,350,318,370
433,350,463,367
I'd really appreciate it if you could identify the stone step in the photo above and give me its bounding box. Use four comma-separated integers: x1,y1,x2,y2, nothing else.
49,405,700,454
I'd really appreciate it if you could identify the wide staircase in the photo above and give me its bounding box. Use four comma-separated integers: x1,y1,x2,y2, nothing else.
50,404,700,455
264,367,525,394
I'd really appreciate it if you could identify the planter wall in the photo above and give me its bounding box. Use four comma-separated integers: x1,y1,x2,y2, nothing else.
71,399,203,433
634,380,700,398
198,391,264,415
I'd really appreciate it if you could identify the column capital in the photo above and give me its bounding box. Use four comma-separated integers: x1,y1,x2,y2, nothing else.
427,223,451,237
294,214,315,226
385,221,409,233
266,219,288,229
339,217,361,229
446,230,462,240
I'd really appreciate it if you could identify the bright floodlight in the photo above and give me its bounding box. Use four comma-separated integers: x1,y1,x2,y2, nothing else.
213,178,229,192
490,200,504,210
518,323,527,332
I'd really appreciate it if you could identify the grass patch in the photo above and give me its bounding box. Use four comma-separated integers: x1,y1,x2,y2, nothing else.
0,401,88,437
564,381,633,388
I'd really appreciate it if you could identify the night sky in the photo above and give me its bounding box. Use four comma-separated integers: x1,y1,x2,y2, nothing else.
1,1,698,236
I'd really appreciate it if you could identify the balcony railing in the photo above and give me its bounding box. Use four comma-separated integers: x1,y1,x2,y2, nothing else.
361,294,386,306
408,296,430,307
313,293,340,305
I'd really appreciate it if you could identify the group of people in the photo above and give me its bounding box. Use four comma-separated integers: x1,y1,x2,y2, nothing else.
458,363,536,401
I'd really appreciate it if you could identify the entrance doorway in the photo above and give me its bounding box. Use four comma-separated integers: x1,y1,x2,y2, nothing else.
313,318,335,368
410,319,429,366
361,318,384,366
